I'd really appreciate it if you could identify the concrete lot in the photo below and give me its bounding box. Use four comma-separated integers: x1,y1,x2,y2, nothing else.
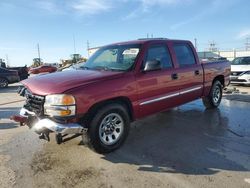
0,84,250,188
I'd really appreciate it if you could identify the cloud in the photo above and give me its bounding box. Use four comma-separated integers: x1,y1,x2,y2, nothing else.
170,0,237,30
0,47,20,51
140,0,190,6
71,0,112,15
36,1,57,12
123,0,193,20
237,29,250,39
139,0,192,11
170,10,207,30
0,2,16,10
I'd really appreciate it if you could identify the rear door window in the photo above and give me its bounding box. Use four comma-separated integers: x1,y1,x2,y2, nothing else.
173,44,196,67
145,45,173,69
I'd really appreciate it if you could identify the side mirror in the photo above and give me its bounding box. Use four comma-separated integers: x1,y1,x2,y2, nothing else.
143,60,161,72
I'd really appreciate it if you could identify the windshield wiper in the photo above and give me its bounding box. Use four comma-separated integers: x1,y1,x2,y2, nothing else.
92,66,124,72
79,66,90,70
92,66,111,71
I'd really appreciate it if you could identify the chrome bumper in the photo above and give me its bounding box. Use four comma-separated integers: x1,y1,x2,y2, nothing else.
20,108,85,135
32,119,85,135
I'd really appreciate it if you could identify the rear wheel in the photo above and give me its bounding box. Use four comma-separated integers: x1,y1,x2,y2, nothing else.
202,80,222,109
87,103,130,153
0,78,8,88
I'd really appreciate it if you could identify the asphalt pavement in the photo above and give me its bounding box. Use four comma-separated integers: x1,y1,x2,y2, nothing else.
0,84,250,188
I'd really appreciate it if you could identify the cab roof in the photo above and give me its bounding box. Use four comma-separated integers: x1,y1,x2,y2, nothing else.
107,38,190,46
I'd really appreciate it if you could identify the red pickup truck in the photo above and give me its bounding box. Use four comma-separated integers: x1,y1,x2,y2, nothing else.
14,38,230,153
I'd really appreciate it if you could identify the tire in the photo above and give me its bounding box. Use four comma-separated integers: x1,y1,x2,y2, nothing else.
202,80,222,109
0,78,8,88
87,103,130,153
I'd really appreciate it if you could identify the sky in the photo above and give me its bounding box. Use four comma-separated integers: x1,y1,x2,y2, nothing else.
0,0,250,67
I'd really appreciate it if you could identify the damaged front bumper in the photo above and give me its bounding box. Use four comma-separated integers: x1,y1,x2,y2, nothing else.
12,107,87,144
33,118,85,135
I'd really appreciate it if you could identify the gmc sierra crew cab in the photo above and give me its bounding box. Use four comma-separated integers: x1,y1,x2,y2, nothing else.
14,38,231,153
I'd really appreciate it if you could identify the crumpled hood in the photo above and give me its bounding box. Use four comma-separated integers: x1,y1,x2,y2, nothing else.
22,70,123,96
231,65,250,72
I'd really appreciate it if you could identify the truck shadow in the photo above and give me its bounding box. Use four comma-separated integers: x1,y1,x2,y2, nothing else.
102,104,249,175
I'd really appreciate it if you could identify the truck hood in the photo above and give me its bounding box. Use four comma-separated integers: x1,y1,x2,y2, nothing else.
21,70,124,96
231,65,250,72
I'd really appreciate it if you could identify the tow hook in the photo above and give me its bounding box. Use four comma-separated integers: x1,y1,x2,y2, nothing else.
55,133,63,145
39,132,50,142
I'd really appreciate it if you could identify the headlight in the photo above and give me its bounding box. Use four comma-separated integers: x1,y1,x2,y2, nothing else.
44,94,76,117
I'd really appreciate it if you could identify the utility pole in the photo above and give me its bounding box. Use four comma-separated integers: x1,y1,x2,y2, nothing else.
245,37,250,51
194,38,197,51
87,40,90,58
208,41,218,52
73,34,76,54
37,43,41,65
5,54,9,67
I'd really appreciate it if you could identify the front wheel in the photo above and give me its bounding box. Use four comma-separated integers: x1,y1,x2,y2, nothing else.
87,103,130,153
202,80,222,109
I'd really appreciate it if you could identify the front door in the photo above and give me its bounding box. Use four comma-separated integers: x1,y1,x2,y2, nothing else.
136,42,181,117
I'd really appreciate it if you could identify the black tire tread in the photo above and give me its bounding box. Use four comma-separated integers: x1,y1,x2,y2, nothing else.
87,103,130,153
0,77,8,88
202,80,222,109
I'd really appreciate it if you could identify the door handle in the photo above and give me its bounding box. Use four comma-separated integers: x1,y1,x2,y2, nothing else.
194,70,200,75
171,73,178,80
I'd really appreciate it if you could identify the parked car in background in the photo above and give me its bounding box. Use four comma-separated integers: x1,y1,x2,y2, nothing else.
15,38,230,153
0,62,29,81
7,66,29,81
230,56,250,85
0,67,20,88
29,65,57,74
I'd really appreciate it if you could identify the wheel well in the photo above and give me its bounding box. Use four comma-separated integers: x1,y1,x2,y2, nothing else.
213,75,224,87
85,97,134,123
0,77,9,83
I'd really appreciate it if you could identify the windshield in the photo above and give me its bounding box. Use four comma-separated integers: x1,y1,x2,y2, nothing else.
83,44,141,71
231,57,250,65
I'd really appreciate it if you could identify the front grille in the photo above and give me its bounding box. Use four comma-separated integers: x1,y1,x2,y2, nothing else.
23,89,45,115
231,72,243,76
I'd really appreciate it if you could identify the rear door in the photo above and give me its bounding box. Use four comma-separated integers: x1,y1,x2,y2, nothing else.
171,42,203,103
136,42,181,117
